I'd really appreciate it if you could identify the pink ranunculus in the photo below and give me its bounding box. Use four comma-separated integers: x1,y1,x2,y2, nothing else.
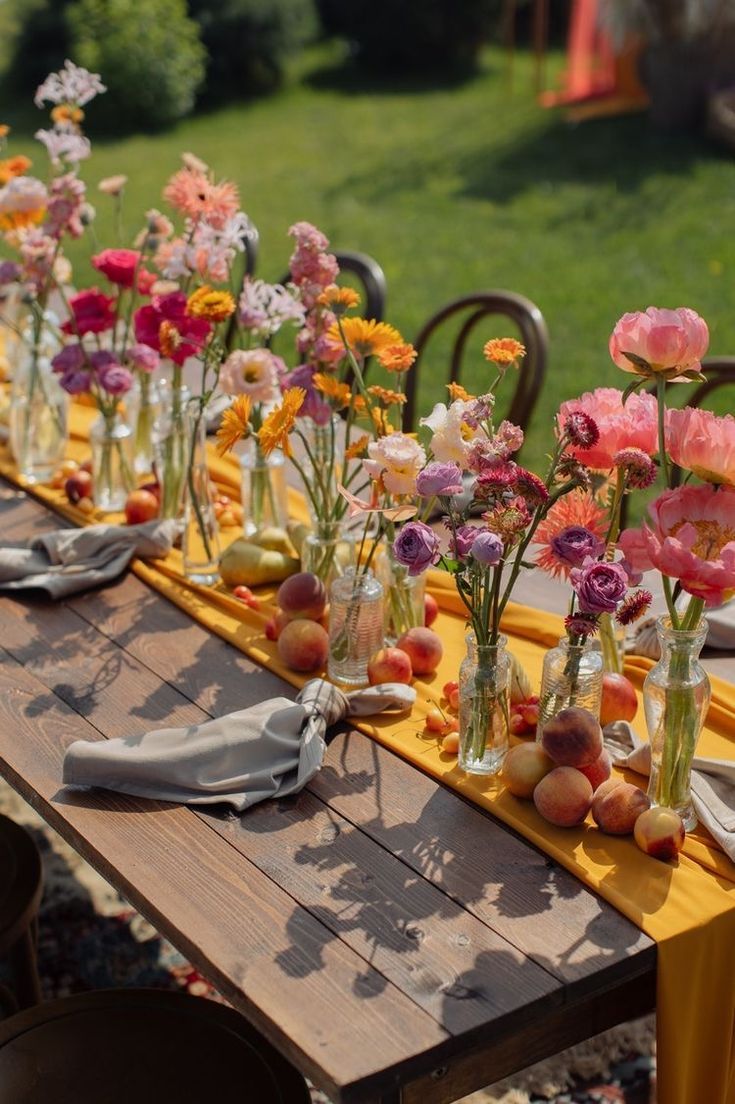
92,248,141,288
61,287,116,335
609,306,709,380
133,291,211,366
60,368,92,395
127,343,160,374
666,407,735,487
618,484,735,607
90,350,133,396
557,387,658,470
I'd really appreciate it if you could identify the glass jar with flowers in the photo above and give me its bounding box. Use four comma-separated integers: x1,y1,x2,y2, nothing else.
9,310,67,482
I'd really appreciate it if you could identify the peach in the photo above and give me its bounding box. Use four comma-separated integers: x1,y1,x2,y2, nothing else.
65,469,93,504
634,806,686,861
124,488,159,525
592,777,625,803
277,619,329,673
396,627,443,676
424,593,439,627
440,731,459,755
541,707,603,768
367,647,413,686
578,748,612,791
533,766,593,827
600,673,638,726
277,572,327,622
501,743,555,799
592,781,650,835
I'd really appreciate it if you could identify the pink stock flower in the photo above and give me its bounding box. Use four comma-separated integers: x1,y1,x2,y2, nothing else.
45,172,86,238
133,291,211,365
557,388,658,470
618,484,735,607
288,221,339,308
92,248,141,288
61,288,116,335
609,307,709,381
127,343,160,373
665,407,735,487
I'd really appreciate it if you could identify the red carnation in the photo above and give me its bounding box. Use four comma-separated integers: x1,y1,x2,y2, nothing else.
61,288,116,336
133,291,211,366
92,248,141,289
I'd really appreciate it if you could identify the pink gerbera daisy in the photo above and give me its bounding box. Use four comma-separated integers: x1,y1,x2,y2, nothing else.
163,167,240,230
533,490,608,578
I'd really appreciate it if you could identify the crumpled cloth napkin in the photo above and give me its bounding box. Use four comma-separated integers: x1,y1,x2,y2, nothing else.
62,678,416,811
0,519,180,599
604,719,735,861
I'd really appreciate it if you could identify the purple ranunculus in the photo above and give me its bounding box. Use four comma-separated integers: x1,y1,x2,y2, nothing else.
448,523,478,560
51,343,86,375
127,342,160,373
550,525,606,569
283,363,331,426
91,350,133,396
60,368,92,395
393,521,441,576
471,529,503,566
570,559,628,614
415,461,464,498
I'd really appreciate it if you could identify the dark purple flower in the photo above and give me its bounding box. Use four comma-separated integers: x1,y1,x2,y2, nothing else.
512,467,549,506
550,526,606,569
60,368,92,394
570,559,628,614
564,411,599,449
471,530,503,565
52,343,86,375
613,447,657,490
392,521,441,576
0,261,20,285
616,589,653,625
415,461,464,497
564,612,599,639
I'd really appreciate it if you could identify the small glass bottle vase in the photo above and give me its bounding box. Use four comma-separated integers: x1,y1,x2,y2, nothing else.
643,616,711,831
126,373,162,477
458,633,510,775
90,413,135,513
535,637,604,740
240,437,289,538
9,348,68,483
327,568,384,688
153,384,191,521
376,545,425,645
183,415,221,586
301,520,356,589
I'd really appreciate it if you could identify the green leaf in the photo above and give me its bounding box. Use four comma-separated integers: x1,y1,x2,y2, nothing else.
681,369,707,382
620,349,651,373
621,376,644,404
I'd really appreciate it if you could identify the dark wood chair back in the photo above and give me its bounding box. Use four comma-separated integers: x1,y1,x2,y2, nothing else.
401,290,549,435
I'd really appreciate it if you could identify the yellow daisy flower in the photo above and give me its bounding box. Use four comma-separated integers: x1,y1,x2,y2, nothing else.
313,372,352,409
483,337,526,366
377,342,417,373
186,285,236,322
216,395,253,456
257,387,306,457
328,317,402,359
316,284,361,314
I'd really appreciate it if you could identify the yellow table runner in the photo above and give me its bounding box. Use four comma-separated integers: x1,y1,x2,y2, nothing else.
2,403,735,1104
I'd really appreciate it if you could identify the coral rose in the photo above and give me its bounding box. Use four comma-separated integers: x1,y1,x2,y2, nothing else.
666,408,735,487
609,307,709,381
557,388,658,470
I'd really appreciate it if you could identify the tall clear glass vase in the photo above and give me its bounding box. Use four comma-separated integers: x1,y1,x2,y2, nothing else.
298,415,342,527
154,382,191,521
182,414,221,586
535,636,604,740
327,568,384,688
376,544,425,645
90,412,135,513
301,520,356,588
458,633,510,775
239,437,288,538
644,616,711,830
126,373,162,477
8,326,68,483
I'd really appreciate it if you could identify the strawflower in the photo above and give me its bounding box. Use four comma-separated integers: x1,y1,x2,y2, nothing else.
616,589,653,626
665,407,735,487
612,447,657,490
216,395,253,456
258,387,306,456
564,613,599,639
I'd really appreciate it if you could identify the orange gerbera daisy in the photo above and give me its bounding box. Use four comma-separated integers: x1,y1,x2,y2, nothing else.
447,381,475,402
159,320,182,359
368,384,406,406
316,284,361,314
370,406,394,437
186,286,236,322
0,155,31,185
345,434,370,461
532,490,607,578
313,372,351,409
378,342,417,373
328,318,402,359
216,395,252,456
257,387,306,457
483,337,526,366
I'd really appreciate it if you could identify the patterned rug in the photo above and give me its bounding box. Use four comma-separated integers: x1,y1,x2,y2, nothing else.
0,780,655,1103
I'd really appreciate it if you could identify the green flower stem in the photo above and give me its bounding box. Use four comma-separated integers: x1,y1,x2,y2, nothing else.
599,612,623,674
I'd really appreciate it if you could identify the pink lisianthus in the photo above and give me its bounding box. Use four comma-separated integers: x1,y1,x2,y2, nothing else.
665,407,735,487
219,348,285,404
557,388,658,470
618,484,735,607
61,288,116,335
92,248,141,288
133,291,211,365
609,306,709,381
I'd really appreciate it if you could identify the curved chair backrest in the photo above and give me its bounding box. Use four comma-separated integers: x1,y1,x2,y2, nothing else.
277,249,387,321
402,290,549,436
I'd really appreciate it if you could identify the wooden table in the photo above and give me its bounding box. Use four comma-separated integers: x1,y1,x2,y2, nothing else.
0,482,660,1104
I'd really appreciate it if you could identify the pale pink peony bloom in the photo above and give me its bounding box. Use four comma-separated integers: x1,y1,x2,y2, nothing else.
609,306,709,380
219,349,285,404
363,433,427,496
618,484,735,607
557,387,658,470
665,407,735,487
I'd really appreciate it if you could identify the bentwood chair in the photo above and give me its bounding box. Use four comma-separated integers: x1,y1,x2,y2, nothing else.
401,290,549,438
0,814,43,1016
0,989,312,1103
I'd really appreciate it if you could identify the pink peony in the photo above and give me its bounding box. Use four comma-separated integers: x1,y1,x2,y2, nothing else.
619,484,735,607
92,248,141,288
557,387,658,470
609,306,709,381
666,407,735,487
61,288,116,335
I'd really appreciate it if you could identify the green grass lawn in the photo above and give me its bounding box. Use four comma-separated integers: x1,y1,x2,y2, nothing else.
5,40,735,473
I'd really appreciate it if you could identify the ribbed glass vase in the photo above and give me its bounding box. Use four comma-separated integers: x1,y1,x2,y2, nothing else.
327,568,384,688
535,636,604,740
458,633,510,775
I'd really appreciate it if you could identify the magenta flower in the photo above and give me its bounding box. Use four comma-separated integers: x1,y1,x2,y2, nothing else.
570,559,628,614
127,343,160,374
415,461,464,497
52,343,85,375
133,291,211,366
61,288,116,336
392,522,441,576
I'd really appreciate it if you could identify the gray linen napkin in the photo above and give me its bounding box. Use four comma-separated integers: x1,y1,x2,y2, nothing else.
604,720,735,861
0,519,180,599
62,678,416,811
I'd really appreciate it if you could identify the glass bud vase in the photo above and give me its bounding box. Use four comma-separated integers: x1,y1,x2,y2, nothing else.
458,633,510,775
183,415,221,586
90,412,135,513
327,568,384,688
643,616,711,831
154,383,191,521
376,545,425,645
298,414,342,527
535,636,604,740
9,371,68,483
301,520,356,588
126,373,162,477
240,437,289,538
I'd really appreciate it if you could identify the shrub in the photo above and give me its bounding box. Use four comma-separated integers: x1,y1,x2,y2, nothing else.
189,0,318,102
3,0,72,97
66,0,206,131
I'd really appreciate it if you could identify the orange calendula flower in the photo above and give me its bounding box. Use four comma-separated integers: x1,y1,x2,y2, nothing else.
159,320,182,359
368,384,406,406
216,395,252,456
313,372,352,409
316,284,361,313
328,317,402,359
0,155,32,185
447,381,475,402
186,285,236,322
378,342,417,373
258,387,306,457
345,434,370,461
371,406,393,437
483,337,526,366
51,104,85,125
